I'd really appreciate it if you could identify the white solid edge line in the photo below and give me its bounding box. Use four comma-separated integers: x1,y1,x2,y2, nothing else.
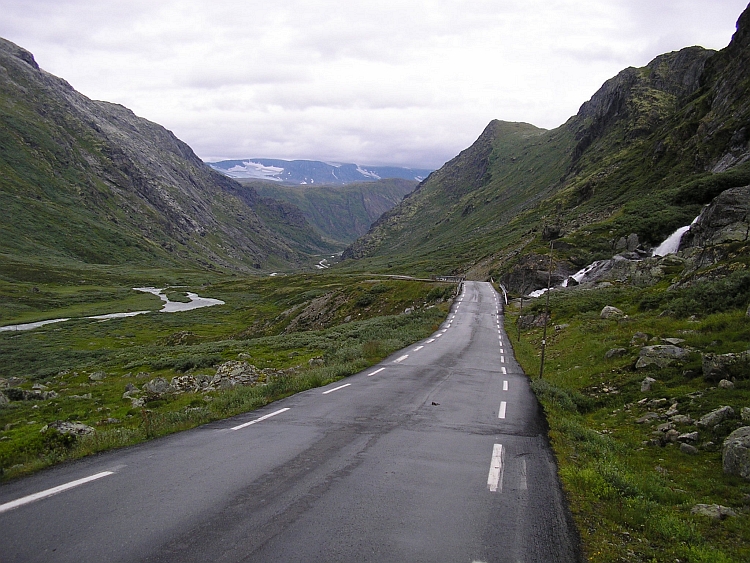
0,471,114,514
498,401,507,419
393,354,409,363
322,383,351,395
368,367,386,377
487,443,504,493
503,380,508,391
232,407,291,430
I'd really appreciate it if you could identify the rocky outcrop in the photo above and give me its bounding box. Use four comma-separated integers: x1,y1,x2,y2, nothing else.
691,504,738,519
722,426,750,480
41,420,95,436
682,186,750,248
702,350,750,381
635,345,690,369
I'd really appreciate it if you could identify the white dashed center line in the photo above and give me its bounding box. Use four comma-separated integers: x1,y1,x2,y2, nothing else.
0,471,115,514
232,407,291,430
393,354,409,363
368,367,385,377
503,380,508,391
487,443,505,493
322,383,351,395
426,338,435,343
414,346,424,351
498,401,507,419
500,356,505,363
435,334,442,338
501,367,507,374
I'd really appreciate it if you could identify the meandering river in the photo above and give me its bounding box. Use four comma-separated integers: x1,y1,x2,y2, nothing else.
0,287,225,332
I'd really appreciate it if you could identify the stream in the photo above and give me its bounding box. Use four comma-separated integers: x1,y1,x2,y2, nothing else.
0,287,225,332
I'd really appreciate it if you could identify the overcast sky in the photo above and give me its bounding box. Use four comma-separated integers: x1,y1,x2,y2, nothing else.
1,1,747,169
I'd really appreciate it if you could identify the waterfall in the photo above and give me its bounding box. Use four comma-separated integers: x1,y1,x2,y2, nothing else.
652,226,691,256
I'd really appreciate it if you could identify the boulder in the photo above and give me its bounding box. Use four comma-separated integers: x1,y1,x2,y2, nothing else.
88,371,106,381
209,361,261,390
640,377,657,392
743,407,750,423
630,332,649,346
678,432,699,442
42,420,95,436
0,391,7,405
702,350,750,381
680,443,698,455
600,306,624,319
681,185,750,248
636,412,660,424
605,348,628,359
723,426,750,480
690,504,738,519
696,405,734,428
142,377,170,395
718,379,735,389
170,375,199,393
635,345,689,369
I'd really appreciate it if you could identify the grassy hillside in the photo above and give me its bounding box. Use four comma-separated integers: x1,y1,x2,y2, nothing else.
246,178,417,246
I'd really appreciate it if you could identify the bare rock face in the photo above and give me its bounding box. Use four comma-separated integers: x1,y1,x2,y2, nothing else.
682,186,750,248
722,426,750,480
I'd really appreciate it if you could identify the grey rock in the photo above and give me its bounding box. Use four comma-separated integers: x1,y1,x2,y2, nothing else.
656,422,673,432
742,407,750,423
722,426,750,480
665,429,680,442
69,393,92,400
554,324,570,331
702,350,750,381
403,307,413,315
636,412,660,424
641,377,656,392
690,504,738,519
718,379,735,389
142,377,170,394
635,345,689,369
682,185,750,248
209,361,261,390
630,332,649,346
678,432,699,442
662,338,686,346
671,414,693,424
600,306,624,319
518,313,550,329
42,420,95,436
665,403,679,416
131,397,146,408
124,383,136,392
606,348,628,359
626,233,639,251
648,398,669,409
680,443,699,455
170,375,198,393
696,405,734,428
0,391,8,405
88,371,106,381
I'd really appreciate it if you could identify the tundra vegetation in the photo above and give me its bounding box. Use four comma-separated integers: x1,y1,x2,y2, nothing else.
0,262,454,480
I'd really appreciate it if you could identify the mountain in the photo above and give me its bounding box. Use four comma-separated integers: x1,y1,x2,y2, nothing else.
208,158,432,185
0,38,332,274
246,178,417,246
344,5,750,287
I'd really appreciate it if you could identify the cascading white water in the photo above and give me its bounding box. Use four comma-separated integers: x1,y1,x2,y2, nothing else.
652,225,691,256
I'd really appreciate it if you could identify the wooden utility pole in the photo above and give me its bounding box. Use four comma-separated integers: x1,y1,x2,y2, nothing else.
539,242,553,379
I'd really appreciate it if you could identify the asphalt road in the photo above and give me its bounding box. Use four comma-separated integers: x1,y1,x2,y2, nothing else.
0,281,580,563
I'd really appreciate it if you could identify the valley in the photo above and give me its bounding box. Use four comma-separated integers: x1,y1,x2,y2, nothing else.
2,3,750,561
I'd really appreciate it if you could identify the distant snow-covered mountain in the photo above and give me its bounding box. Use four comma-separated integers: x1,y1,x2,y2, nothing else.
207,158,433,185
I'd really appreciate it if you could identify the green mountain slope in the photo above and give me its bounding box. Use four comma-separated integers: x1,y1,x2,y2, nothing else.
343,8,750,282
0,38,332,273
247,178,417,246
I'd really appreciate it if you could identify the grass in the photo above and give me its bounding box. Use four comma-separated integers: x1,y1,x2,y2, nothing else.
508,280,750,562
0,268,455,480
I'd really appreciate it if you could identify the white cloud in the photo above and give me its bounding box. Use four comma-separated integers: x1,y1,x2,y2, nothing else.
0,0,747,169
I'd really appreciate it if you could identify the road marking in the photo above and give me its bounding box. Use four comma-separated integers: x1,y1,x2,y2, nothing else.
503,380,508,391
322,383,351,395
498,401,507,419
426,338,435,343
368,367,385,377
414,346,424,351
500,356,505,363
435,334,442,338
442,329,447,333
487,443,505,493
500,348,504,353
0,471,115,514
393,354,409,363
501,367,506,375
520,459,528,491
232,407,290,430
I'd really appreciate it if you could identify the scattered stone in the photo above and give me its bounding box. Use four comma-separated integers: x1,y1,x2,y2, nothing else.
209,361,261,390
131,398,146,408
680,443,698,455
238,352,252,360
648,398,669,409
630,332,649,346
662,337,686,346
403,307,413,315
635,345,690,369
89,371,106,381
69,393,92,400
718,379,735,389
636,412,660,424
742,407,750,423
554,324,570,331
671,414,693,424
656,422,673,432
170,375,199,393
665,403,679,417
678,432,699,442
124,383,136,392
135,372,151,379
722,426,750,480
308,357,324,367
606,348,628,360
0,391,8,405
691,504,738,519
5,388,58,401
344,315,352,322
97,418,121,425
32,383,49,391
143,377,170,395
600,306,624,319
41,420,95,436
701,350,750,381
696,406,734,428
641,377,656,392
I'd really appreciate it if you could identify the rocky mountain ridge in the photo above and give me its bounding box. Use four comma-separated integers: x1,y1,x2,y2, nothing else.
0,38,331,272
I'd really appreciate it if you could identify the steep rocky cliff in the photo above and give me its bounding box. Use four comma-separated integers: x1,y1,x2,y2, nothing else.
0,38,330,271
